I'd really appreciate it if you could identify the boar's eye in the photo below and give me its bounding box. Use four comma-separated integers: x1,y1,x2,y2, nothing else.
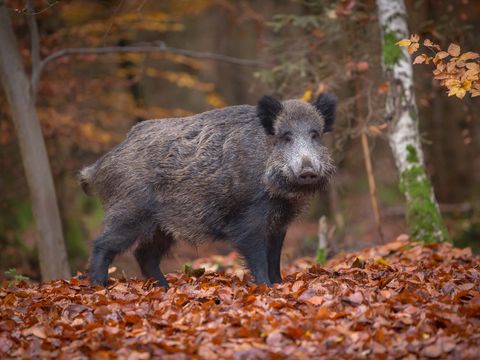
281,132,292,143
310,130,320,141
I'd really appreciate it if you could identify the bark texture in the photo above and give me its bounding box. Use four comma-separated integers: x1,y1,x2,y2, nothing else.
376,0,449,243
0,2,70,279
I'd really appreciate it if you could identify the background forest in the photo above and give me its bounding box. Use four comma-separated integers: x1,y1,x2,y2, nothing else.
1,0,479,281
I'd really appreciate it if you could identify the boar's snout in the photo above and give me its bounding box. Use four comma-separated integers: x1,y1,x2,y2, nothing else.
298,166,318,184
295,157,320,185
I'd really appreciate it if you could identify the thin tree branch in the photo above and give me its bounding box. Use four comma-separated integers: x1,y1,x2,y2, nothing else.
33,42,268,94
26,0,40,96
7,0,59,15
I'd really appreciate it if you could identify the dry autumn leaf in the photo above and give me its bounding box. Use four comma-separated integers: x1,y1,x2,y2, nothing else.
448,43,461,57
407,42,419,54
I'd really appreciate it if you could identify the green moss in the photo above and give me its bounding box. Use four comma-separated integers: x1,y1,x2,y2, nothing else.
406,144,419,163
383,32,403,66
400,145,450,243
315,247,327,264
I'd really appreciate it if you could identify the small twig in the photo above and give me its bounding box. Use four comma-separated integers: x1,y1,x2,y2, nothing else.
25,0,40,96
32,42,268,94
316,216,328,264
355,75,385,244
360,130,385,243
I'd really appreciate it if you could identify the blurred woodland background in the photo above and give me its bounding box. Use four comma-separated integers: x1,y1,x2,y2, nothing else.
0,0,479,281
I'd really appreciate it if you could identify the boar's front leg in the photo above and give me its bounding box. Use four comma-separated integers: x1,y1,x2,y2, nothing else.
234,235,271,286
134,230,173,288
267,228,286,284
229,210,271,286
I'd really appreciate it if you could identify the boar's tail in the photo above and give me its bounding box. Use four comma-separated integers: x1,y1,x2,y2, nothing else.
79,164,96,195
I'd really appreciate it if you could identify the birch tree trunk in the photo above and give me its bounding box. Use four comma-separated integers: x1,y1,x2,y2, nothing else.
0,2,71,279
376,0,449,243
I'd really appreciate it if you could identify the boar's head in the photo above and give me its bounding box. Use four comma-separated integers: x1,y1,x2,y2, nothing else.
257,93,337,198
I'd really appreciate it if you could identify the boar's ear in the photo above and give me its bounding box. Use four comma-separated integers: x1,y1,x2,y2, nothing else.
257,95,283,135
312,93,337,133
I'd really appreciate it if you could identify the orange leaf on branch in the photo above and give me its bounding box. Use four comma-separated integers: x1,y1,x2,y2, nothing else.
413,54,432,64
399,35,480,100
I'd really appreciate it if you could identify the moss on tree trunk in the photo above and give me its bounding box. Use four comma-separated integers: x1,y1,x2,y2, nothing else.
400,145,450,243
383,32,403,67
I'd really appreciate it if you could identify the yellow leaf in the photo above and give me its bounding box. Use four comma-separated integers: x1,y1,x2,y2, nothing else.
455,88,467,99
300,89,312,102
447,43,461,57
375,258,389,266
396,39,411,47
407,42,419,54
448,86,466,99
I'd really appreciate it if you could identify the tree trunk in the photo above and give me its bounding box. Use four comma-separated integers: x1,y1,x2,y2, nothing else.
376,0,449,243
0,2,70,280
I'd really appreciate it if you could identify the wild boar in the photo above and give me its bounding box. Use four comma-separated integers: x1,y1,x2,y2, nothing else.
80,94,336,287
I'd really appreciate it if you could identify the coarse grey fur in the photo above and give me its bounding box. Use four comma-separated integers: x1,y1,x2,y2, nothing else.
80,94,337,287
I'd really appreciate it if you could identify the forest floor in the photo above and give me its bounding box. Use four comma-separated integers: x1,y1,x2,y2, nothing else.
1,238,479,359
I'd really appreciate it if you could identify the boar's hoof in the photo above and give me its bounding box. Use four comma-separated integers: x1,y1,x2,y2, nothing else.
152,279,169,289
90,275,108,287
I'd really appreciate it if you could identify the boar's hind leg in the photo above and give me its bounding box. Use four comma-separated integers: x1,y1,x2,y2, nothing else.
90,213,151,286
134,231,173,288
267,229,286,284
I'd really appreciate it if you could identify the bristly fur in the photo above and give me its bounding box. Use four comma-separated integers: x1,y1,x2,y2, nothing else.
312,93,337,132
257,95,283,135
